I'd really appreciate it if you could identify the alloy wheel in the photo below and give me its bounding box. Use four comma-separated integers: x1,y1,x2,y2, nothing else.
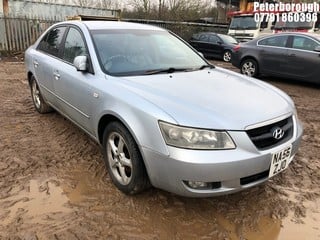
241,61,256,77
223,51,231,62
32,80,41,109
107,132,133,185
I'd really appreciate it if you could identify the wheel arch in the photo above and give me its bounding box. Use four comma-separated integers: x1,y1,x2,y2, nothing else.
240,56,259,69
240,56,260,75
97,112,153,183
27,71,34,86
98,113,124,145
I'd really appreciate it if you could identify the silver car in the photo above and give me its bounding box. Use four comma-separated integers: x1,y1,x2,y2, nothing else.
25,21,303,197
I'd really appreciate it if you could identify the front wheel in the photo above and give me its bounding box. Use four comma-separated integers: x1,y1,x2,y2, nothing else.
240,59,259,77
102,122,150,195
223,50,232,62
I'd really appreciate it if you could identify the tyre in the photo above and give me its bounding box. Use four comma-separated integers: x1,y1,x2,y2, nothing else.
30,75,53,113
102,121,150,195
223,50,232,62
240,59,259,77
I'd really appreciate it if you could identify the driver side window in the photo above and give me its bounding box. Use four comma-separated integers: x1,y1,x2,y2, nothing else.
63,28,88,64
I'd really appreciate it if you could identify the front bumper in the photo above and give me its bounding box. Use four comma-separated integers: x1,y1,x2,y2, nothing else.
142,118,303,197
231,51,241,69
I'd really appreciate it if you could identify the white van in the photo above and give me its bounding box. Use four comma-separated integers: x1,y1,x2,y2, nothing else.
228,13,274,42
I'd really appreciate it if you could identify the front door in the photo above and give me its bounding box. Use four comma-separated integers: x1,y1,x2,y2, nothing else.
52,27,96,135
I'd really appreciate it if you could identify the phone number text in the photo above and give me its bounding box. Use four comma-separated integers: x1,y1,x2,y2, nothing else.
254,12,318,23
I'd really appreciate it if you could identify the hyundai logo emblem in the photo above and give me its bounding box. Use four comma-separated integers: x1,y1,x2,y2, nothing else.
272,127,285,140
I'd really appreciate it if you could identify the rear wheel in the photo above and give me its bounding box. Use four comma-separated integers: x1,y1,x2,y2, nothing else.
103,121,150,195
241,59,259,77
223,50,232,62
30,75,52,113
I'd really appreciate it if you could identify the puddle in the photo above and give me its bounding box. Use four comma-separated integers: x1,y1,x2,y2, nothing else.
279,198,320,240
216,192,320,240
2,179,71,225
1,170,318,239
215,215,281,240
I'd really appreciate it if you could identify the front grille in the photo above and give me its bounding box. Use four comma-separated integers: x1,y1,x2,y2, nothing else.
235,33,252,37
246,117,294,150
240,170,269,185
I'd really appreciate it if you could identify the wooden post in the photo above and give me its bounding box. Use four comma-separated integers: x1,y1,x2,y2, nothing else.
3,0,8,17
3,0,11,54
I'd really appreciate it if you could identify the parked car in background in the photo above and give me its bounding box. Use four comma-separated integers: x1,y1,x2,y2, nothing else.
189,32,238,62
232,32,320,84
25,21,303,197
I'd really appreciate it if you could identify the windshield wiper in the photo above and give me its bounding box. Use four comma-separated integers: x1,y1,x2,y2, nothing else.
198,64,215,70
144,67,193,75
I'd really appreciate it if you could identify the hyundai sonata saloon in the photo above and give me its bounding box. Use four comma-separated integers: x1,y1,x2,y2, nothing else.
25,21,303,197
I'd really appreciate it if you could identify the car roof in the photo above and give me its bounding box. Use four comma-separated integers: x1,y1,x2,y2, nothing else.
195,32,218,35
66,20,166,31
246,32,320,44
260,32,320,39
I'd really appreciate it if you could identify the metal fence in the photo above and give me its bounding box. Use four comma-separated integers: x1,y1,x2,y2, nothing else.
125,19,229,41
0,17,59,54
0,17,229,55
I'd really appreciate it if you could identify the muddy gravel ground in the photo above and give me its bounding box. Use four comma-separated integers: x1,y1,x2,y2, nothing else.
0,59,319,240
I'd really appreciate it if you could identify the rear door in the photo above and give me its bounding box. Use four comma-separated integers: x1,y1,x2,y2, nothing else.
33,26,67,104
285,35,320,83
208,35,224,56
197,33,210,55
257,35,289,75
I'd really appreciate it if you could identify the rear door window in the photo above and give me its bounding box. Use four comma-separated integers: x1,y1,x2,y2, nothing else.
208,35,219,44
37,27,66,57
199,34,209,42
258,36,288,47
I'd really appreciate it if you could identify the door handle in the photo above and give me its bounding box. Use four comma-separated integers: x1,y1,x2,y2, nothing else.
53,71,60,80
33,60,39,68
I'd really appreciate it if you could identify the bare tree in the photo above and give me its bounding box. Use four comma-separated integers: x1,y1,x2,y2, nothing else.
97,0,121,9
72,0,94,7
158,0,166,19
130,0,151,15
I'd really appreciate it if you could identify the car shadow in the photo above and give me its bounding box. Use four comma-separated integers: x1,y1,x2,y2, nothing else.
258,75,320,89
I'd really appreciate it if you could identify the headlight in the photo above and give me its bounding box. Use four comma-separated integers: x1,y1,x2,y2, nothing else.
159,121,236,150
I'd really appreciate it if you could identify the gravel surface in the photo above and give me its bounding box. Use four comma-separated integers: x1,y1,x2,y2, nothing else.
0,59,319,239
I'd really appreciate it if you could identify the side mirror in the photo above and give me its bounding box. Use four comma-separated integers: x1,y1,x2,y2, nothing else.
74,56,88,71
217,41,222,45
314,46,320,52
314,28,319,32
260,22,268,29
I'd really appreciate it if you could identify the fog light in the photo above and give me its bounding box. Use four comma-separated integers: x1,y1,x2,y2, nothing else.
184,180,222,190
184,181,210,190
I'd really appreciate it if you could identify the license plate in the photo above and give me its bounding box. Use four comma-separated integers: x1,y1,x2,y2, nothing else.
269,145,292,177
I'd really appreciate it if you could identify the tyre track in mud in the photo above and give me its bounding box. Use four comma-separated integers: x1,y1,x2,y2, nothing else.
0,60,319,239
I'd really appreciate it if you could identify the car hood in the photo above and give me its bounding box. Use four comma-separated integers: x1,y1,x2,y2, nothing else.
117,67,293,130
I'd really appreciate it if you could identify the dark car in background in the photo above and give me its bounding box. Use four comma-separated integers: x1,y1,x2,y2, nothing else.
231,32,320,84
189,32,238,62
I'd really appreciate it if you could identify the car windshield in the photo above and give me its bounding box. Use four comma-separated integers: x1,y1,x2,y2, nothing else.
218,34,238,44
229,16,258,30
91,29,207,76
